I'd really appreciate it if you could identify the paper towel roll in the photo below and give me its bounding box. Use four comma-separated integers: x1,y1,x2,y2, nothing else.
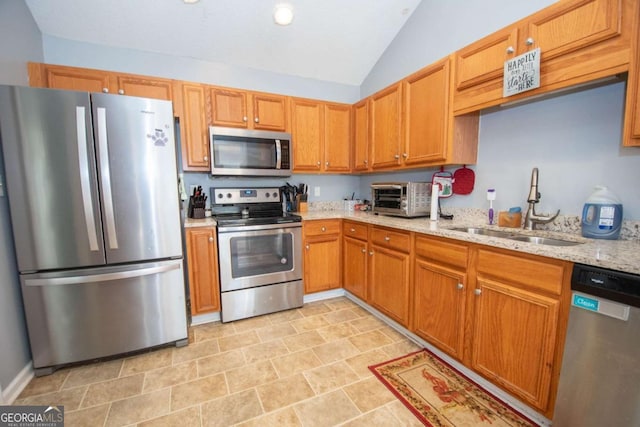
430,183,439,222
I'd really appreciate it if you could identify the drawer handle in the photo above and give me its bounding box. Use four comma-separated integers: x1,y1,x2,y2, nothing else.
305,244,310,250
350,228,356,232
361,248,366,253
474,289,482,296
208,236,214,243
457,283,464,290
384,236,390,241
321,226,326,232
369,251,374,256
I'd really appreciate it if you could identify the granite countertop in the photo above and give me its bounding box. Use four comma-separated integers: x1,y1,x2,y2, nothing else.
184,210,640,275
299,211,640,276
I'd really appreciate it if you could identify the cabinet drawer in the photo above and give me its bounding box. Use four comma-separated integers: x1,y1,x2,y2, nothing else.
476,248,566,295
414,235,468,270
304,219,341,236
342,221,368,241
371,227,410,253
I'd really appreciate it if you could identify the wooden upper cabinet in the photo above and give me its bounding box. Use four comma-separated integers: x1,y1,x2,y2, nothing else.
29,63,173,100
370,82,403,170
403,58,450,165
323,103,351,172
291,98,351,173
291,98,323,172
211,87,288,131
180,83,210,171
453,0,632,113
29,62,112,93
352,99,370,171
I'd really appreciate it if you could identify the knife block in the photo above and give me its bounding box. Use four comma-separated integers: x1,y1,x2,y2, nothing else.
188,196,206,219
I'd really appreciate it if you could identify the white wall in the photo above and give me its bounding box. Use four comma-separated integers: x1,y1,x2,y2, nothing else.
42,35,360,104
0,0,42,394
361,0,640,220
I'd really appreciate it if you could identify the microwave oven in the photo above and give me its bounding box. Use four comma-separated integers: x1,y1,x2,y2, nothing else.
371,182,431,217
209,127,292,176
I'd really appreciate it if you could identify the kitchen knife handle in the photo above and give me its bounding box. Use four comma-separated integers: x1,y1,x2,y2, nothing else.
96,107,119,250
76,106,100,252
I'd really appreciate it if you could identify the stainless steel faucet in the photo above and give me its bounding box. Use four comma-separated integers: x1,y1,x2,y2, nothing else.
524,167,560,230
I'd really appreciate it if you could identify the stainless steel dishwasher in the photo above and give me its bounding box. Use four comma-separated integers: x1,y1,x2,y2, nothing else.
553,263,640,426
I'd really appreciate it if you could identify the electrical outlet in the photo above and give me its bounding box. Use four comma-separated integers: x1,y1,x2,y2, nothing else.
314,186,320,197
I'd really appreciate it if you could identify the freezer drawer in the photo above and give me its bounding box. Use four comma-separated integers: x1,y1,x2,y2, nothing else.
21,259,188,374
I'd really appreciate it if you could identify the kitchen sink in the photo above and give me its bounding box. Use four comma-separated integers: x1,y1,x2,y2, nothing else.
450,227,514,238
448,227,583,246
506,235,583,247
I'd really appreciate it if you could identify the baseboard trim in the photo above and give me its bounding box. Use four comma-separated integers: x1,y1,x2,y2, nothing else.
190,311,221,326
2,362,33,404
303,288,346,303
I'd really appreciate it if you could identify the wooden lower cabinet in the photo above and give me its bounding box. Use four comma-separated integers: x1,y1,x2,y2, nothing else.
303,220,342,293
342,220,369,301
185,227,220,315
368,227,411,326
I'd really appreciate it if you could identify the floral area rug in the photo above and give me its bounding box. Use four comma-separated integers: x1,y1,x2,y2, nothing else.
369,349,538,426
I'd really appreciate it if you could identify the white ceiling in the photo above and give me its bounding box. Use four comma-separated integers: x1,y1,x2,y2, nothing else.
25,0,422,86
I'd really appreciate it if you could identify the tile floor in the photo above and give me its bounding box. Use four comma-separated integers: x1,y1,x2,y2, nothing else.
13,297,425,426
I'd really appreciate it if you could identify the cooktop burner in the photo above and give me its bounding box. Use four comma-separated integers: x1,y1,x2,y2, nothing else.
210,186,302,227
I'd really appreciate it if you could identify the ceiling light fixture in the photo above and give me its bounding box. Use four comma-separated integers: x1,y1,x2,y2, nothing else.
273,5,294,26
183,0,200,4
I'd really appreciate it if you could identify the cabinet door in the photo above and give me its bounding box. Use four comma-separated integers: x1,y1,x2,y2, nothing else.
526,0,621,61
413,259,466,361
343,236,367,301
403,58,449,165
291,98,323,172
454,27,519,91
370,83,402,169
116,75,173,100
471,277,560,411
185,227,220,315
180,84,210,171
211,88,249,128
352,99,369,171
303,234,341,293
41,64,113,93
369,245,411,326
324,103,351,172
252,93,288,131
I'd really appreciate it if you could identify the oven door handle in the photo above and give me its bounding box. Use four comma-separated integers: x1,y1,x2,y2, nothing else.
217,222,302,233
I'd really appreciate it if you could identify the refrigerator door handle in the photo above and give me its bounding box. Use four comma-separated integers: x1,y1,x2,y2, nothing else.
76,106,100,252
24,262,181,287
96,107,119,249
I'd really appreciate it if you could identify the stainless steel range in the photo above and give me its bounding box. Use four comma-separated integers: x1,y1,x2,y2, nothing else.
211,187,303,322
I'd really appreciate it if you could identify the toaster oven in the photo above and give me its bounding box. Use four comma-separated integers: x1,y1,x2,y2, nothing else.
371,182,431,217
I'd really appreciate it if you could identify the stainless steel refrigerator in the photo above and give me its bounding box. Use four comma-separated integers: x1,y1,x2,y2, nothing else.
0,85,188,376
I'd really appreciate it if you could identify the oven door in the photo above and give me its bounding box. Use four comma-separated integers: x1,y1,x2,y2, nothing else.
217,223,302,292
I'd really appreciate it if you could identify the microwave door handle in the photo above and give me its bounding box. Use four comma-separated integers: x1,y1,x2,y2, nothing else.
372,184,403,191
275,139,282,169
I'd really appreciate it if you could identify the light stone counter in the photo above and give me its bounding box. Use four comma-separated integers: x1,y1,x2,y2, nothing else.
183,209,640,275
299,210,640,276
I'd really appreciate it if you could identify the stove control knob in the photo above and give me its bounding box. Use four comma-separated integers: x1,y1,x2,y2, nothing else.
272,192,278,198
226,193,232,198
217,193,223,199
265,192,270,198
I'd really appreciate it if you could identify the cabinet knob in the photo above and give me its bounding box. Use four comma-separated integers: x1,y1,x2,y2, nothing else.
203,156,208,161
525,37,534,46
102,88,109,93
208,236,214,243
254,117,259,123
364,160,368,164
506,46,515,54
305,244,310,250
243,116,248,122
384,236,390,241
325,161,329,167
118,89,125,95
369,251,374,256
394,154,400,159
361,248,366,253
321,226,326,232
457,283,464,290
317,161,321,166
474,288,482,296
350,228,356,232
402,153,408,158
